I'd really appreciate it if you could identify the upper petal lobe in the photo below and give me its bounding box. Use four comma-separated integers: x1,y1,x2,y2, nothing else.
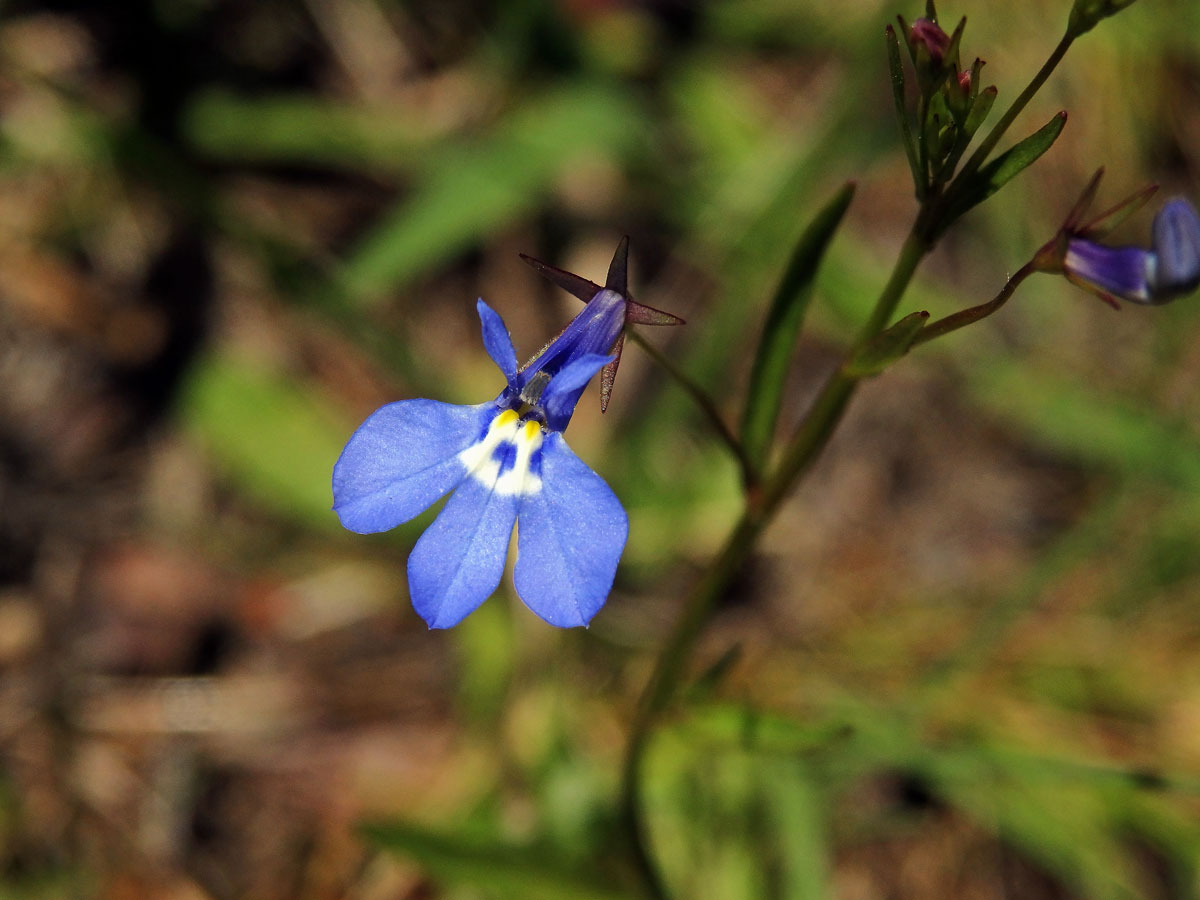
477,298,519,382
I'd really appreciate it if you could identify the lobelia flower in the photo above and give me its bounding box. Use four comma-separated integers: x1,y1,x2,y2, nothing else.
1034,170,1200,307
1061,199,1200,306
332,239,682,629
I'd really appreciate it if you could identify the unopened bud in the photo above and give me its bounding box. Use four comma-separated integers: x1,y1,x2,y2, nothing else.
1067,0,1141,37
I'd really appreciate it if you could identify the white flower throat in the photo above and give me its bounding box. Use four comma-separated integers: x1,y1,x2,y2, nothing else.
457,409,544,498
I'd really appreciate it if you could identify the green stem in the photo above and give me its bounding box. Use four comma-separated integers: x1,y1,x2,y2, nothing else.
954,31,1074,186
617,224,930,897
627,329,757,488
911,260,1037,348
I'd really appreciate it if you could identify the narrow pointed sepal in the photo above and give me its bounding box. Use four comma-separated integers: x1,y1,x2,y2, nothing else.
520,254,602,304
605,235,630,294
514,434,627,627
599,333,624,412
332,400,492,533
1080,182,1159,239
624,299,685,326
1060,167,1106,234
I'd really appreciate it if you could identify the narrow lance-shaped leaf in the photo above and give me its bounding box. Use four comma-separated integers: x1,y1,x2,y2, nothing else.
939,85,996,180
896,14,917,66
739,182,856,474
961,85,997,140
361,821,628,900
885,25,923,196
936,111,1067,237
842,310,930,378
942,16,967,72
924,91,954,179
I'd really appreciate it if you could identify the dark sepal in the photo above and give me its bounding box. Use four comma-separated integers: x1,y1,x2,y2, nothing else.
599,332,625,412
519,254,602,303
605,235,630,294
1080,182,1159,239
625,300,685,326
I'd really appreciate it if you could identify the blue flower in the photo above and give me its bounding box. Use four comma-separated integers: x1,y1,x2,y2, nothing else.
332,239,681,629
1061,197,1200,306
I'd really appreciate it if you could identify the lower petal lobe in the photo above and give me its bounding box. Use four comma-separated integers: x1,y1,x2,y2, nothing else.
514,433,627,627
408,476,519,628
332,400,492,534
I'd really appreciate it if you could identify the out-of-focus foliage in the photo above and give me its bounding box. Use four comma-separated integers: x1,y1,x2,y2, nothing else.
0,0,1199,898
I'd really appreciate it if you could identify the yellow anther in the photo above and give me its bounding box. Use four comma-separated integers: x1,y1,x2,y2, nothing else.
523,420,542,441
496,409,520,427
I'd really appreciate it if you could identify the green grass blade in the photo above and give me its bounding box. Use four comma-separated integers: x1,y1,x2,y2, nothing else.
337,83,644,306
180,354,352,530
361,820,630,900
184,91,440,171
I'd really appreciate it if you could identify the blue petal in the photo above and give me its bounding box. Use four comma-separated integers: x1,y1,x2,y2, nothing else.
541,353,615,431
1063,239,1153,302
521,289,626,385
1151,198,1200,300
513,433,627,627
332,400,493,533
408,476,519,628
477,298,518,382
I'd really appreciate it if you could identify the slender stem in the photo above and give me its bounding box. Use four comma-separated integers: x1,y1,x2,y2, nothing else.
852,226,931,351
616,25,1082,898
954,31,1074,185
911,260,1037,348
617,224,930,897
617,512,762,899
628,328,758,487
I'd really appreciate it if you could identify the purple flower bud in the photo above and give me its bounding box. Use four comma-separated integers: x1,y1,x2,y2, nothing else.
909,18,950,64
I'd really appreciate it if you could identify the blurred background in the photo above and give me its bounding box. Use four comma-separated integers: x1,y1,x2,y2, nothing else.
2,0,1200,897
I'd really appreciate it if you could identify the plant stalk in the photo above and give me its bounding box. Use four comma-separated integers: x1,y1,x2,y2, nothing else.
954,32,1074,185
617,224,930,896
628,329,757,487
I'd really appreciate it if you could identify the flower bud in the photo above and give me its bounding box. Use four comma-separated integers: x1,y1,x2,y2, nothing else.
1067,0,1141,37
909,18,950,64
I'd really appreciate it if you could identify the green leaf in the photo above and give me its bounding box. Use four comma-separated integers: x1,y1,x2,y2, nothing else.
739,182,855,472
759,761,830,900
938,110,1067,235
180,354,352,529
936,85,997,182
361,820,629,900
842,309,929,377
885,26,922,194
962,85,997,139
337,83,644,306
